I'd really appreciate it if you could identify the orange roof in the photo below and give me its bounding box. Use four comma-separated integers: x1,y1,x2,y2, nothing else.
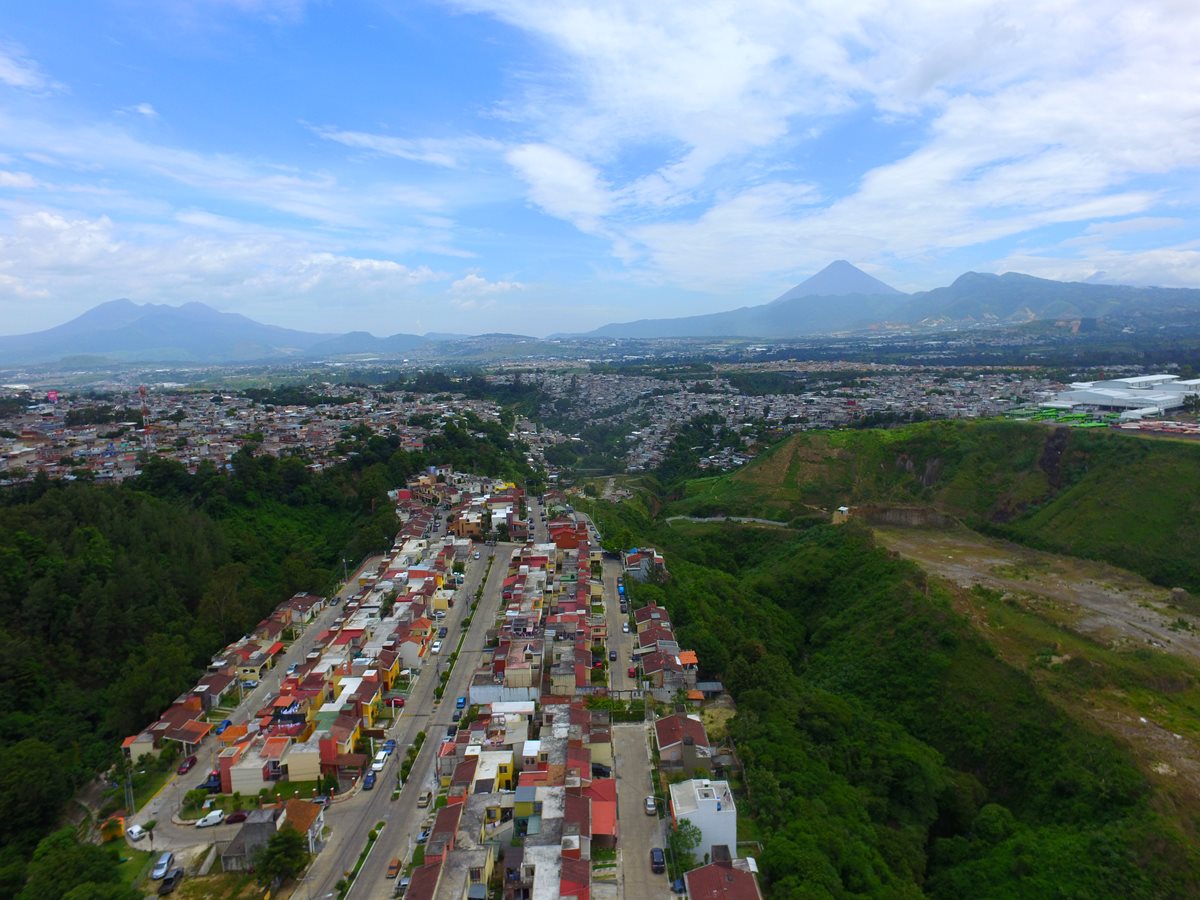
590,797,617,837
678,650,699,666
262,736,291,759
687,689,705,701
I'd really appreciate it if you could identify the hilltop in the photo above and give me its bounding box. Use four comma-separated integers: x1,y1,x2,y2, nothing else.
670,420,1200,591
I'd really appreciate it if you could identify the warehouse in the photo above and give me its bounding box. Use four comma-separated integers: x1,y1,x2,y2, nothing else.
1042,374,1200,420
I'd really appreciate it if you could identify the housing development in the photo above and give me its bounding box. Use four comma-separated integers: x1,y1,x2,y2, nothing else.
114,467,760,899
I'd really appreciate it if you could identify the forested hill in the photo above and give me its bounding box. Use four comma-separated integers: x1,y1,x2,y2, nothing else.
671,419,1200,591
0,417,536,895
592,500,1200,896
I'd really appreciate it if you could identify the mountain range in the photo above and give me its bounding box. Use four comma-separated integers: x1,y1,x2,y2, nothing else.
3,263,1200,366
582,260,1200,338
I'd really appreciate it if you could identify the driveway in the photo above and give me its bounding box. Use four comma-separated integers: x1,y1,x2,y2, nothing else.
614,724,670,900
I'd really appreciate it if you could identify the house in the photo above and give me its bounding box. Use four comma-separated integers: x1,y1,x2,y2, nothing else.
280,798,325,854
669,779,738,862
684,859,764,900
654,714,712,772
220,807,280,872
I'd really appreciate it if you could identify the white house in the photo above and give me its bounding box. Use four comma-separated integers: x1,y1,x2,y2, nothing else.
669,779,738,863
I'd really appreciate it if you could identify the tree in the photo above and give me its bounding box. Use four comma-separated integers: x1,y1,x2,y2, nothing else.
0,741,71,853
255,826,309,886
18,828,124,900
667,819,702,881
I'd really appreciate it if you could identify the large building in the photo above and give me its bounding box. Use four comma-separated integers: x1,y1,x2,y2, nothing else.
1043,374,1200,420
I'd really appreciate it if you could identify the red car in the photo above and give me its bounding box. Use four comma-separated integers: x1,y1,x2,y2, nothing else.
177,755,197,775
627,666,637,678
385,697,406,708
225,810,249,824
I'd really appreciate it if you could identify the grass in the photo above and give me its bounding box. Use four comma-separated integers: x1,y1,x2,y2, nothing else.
181,780,325,818
115,846,153,888
177,873,260,899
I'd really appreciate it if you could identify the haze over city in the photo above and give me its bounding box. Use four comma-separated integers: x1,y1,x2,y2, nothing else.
2,0,1199,337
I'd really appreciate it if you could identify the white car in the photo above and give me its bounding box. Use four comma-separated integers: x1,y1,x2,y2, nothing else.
371,750,388,772
622,622,630,633
431,640,443,654
125,824,147,842
195,809,225,828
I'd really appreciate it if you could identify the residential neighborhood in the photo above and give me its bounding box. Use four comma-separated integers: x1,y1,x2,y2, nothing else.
112,467,761,899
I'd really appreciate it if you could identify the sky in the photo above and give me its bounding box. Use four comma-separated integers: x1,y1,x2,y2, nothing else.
0,0,1199,338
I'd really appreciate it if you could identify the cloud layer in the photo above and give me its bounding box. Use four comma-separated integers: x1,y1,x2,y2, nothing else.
0,1,1198,335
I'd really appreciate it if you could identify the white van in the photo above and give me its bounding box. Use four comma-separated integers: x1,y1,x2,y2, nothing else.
372,750,388,772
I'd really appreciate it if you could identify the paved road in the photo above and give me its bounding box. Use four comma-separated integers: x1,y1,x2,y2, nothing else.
614,724,669,900
297,544,513,899
603,557,637,691
131,555,385,852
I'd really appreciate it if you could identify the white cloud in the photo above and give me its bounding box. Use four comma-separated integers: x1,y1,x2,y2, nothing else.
119,102,159,119
0,210,446,333
456,0,1200,290
991,245,1200,289
506,144,612,231
0,42,62,93
312,126,501,168
450,272,524,296
0,170,38,188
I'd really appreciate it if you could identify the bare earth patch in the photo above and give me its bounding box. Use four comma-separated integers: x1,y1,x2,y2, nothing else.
875,522,1200,823
874,524,1200,661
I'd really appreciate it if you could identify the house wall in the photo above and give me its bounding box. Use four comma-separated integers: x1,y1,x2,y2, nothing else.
287,747,321,783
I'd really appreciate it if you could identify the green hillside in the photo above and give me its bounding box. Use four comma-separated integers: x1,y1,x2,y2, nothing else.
671,420,1200,590
600,515,1200,897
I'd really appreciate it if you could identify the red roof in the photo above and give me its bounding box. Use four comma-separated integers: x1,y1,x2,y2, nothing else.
684,864,763,900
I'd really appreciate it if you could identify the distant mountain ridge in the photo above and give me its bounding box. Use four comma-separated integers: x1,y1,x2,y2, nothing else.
582,262,1200,338
0,299,427,365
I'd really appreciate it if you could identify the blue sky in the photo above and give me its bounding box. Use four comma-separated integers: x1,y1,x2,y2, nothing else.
0,0,1198,337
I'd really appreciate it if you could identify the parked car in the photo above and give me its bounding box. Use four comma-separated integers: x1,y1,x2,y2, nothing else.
214,719,233,735
177,755,197,775
158,867,184,895
383,739,397,754
201,771,222,793
451,710,462,722
152,851,175,880
416,828,431,844
225,810,249,824
591,762,612,778
416,791,433,808
195,809,225,828
386,696,406,708
438,626,448,638
622,622,630,633
628,666,637,678
456,696,467,710
125,824,147,842
372,750,388,771
363,771,377,790
473,551,481,559
650,847,666,874
431,640,443,654
241,679,258,689
387,857,402,879
608,649,617,661
644,795,657,816
446,725,458,738
287,662,299,674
